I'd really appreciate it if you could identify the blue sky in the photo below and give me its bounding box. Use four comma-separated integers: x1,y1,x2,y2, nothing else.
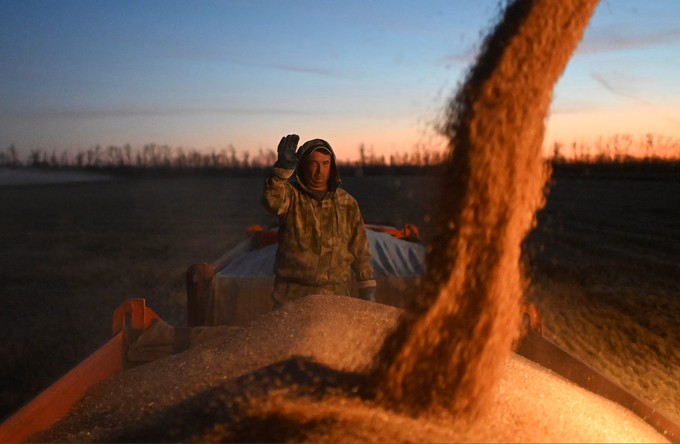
1,0,680,161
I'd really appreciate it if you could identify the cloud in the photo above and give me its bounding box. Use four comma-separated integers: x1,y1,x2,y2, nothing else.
228,60,351,79
0,106,313,120
591,72,653,106
577,26,680,55
442,46,479,64
591,72,680,127
153,43,351,79
550,101,600,115
442,25,680,66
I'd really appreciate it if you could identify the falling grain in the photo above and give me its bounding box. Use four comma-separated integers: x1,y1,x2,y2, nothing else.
371,0,600,419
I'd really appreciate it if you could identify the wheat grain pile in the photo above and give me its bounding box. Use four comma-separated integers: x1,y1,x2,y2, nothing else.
32,295,664,442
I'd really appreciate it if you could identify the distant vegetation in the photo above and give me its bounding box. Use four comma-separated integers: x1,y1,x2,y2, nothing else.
547,133,680,180
1,133,679,179
0,142,444,177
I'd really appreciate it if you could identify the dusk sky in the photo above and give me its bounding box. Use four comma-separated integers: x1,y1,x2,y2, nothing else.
2,0,680,161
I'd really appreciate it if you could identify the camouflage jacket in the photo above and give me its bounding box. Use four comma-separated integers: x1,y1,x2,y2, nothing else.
261,168,375,290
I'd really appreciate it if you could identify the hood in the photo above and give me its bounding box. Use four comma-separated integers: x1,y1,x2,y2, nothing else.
295,138,342,193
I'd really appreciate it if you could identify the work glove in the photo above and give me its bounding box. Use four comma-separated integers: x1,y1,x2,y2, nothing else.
358,285,376,302
274,134,300,170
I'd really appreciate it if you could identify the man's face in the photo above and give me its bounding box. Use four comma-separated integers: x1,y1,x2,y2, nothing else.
303,150,331,190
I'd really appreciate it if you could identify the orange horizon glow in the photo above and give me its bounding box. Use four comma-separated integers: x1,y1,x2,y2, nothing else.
21,107,680,164
544,105,680,159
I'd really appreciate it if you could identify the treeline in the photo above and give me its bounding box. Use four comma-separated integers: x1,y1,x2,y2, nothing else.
1,133,680,178
0,143,276,170
0,142,445,177
548,133,680,180
550,133,680,163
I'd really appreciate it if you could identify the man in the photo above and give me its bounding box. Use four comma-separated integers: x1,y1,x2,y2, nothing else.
261,134,376,308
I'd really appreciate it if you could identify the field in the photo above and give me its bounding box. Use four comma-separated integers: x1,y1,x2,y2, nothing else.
526,176,680,419
1,172,679,425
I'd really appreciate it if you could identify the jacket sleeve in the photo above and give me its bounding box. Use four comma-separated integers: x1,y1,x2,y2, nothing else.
348,205,376,287
261,168,295,217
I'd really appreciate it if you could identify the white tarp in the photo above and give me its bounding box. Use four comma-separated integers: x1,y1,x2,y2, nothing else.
216,229,425,279
209,229,426,326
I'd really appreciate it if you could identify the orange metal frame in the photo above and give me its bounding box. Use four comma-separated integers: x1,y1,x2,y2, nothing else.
0,299,159,443
112,298,161,335
0,333,123,443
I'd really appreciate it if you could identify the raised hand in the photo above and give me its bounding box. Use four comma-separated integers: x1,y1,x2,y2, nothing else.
274,134,300,170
